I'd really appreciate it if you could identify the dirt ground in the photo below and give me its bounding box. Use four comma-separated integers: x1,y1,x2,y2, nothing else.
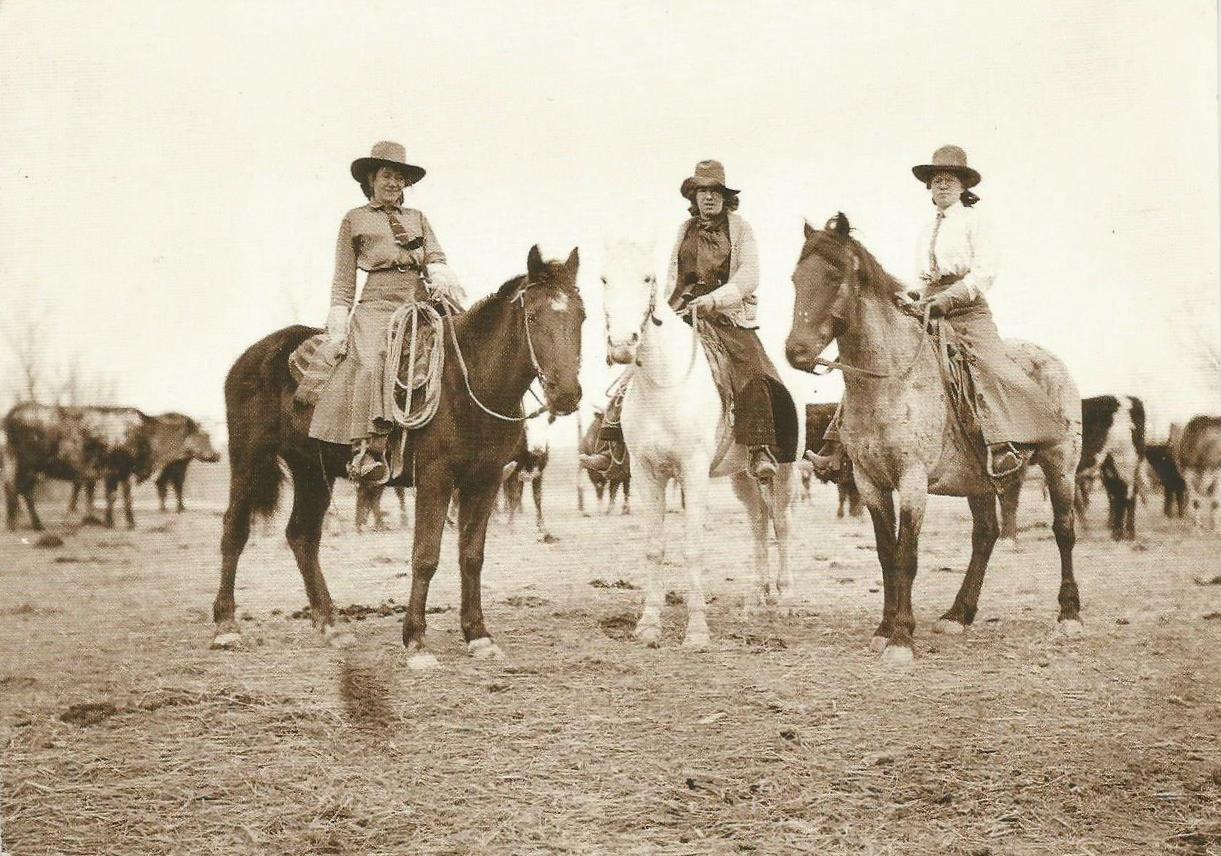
1,447,1219,856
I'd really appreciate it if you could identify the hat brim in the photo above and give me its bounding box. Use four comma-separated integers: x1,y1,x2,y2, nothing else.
680,176,739,200
351,157,426,186
912,164,980,188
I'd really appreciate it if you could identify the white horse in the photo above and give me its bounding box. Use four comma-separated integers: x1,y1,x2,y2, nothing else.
601,241,796,648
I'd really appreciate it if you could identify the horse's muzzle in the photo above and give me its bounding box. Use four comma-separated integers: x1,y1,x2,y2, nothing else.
607,342,637,365
785,331,831,373
544,383,581,417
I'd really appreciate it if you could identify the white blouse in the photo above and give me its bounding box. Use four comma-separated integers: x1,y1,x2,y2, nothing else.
914,200,997,301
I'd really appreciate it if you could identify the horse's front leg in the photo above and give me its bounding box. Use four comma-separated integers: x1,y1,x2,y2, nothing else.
402,464,453,669
633,464,667,647
771,464,796,606
457,473,505,660
855,472,897,652
532,475,553,542
679,459,712,649
882,467,928,665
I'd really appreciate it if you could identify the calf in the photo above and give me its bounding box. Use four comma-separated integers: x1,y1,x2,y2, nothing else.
1078,395,1146,540
4,403,210,530
355,484,408,532
578,409,630,515
1177,415,1221,530
1143,443,1186,519
502,410,556,541
802,402,862,518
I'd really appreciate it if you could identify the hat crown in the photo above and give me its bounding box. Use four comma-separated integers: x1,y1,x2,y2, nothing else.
369,140,407,162
692,159,727,185
929,145,970,170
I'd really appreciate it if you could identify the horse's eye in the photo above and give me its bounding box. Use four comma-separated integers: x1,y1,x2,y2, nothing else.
644,276,655,284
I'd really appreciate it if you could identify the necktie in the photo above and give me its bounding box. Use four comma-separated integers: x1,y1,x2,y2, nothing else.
928,209,945,278
386,210,413,248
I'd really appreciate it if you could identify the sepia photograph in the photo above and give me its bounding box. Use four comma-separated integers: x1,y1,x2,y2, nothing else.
1,1,1219,853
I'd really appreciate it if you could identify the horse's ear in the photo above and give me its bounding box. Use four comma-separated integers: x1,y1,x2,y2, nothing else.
527,244,544,280
565,247,580,275
803,219,816,239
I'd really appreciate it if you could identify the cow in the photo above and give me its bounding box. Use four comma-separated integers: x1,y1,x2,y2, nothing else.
501,410,557,542
802,402,862,518
578,408,630,515
996,395,1145,542
1143,442,1187,519
4,403,217,530
1177,415,1221,530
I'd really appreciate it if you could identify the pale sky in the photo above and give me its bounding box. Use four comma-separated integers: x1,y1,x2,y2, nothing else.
1,0,1218,444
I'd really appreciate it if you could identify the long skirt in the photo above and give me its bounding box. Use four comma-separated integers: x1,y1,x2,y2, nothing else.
938,296,1065,446
308,269,425,445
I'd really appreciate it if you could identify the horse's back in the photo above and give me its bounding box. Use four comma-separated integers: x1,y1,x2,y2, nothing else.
225,325,318,402
1004,339,1081,427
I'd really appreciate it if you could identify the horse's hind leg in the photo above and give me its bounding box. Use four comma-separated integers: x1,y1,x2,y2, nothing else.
935,493,999,634
678,462,712,649
457,476,504,660
770,465,796,607
731,472,769,617
1042,456,1083,635
213,482,255,649
284,456,350,648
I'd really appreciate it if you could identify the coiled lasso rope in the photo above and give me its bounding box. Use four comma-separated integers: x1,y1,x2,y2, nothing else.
382,302,446,429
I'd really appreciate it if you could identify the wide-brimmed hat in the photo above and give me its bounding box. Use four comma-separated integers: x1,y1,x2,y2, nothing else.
911,145,980,188
680,159,739,200
350,141,426,186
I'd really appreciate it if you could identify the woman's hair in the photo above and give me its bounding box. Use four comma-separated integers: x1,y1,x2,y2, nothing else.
359,165,408,200
687,188,740,217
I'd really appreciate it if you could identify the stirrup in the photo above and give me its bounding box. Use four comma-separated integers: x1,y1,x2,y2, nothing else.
986,442,1025,480
348,440,390,486
749,447,779,482
579,452,613,475
805,447,844,480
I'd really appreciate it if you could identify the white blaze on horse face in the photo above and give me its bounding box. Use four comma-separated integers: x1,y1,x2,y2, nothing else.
601,241,656,365
549,291,570,313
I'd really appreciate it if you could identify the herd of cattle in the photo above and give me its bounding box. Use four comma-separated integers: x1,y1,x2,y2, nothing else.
2,394,1219,538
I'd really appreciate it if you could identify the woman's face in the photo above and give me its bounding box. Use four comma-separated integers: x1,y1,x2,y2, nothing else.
370,166,407,206
928,171,964,210
694,187,725,218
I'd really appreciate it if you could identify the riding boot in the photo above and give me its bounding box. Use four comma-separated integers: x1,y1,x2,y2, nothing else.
349,433,390,485
986,442,1027,480
748,445,779,482
806,440,846,481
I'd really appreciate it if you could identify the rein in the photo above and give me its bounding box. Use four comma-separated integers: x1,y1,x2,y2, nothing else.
441,281,551,423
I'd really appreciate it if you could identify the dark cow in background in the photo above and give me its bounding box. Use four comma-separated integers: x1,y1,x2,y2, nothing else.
1143,442,1187,519
999,395,1145,542
1177,415,1221,530
502,410,557,542
4,403,218,530
578,409,630,515
801,403,862,518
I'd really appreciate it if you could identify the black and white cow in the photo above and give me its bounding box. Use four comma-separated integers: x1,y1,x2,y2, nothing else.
502,409,556,542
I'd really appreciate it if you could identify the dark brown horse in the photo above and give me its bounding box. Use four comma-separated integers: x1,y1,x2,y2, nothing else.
785,216,1083,664
212,246,583,668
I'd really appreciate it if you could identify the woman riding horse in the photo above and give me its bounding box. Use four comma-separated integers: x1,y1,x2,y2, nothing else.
309,141,466,485
811,145,1065,483
582,159,797,480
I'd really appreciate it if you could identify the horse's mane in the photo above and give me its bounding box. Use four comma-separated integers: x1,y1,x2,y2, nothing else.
801,214,905,298
458,259,580,331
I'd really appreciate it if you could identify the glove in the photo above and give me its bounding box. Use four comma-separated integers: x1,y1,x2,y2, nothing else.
686,293,717,313
426,263,467,305
325,305,349,340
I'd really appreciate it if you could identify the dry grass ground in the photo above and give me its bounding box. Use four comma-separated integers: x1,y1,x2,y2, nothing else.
1,448,1219,855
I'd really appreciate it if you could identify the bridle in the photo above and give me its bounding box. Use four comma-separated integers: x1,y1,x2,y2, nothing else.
440,277,562,422
610,276,701,388
800,242,931,381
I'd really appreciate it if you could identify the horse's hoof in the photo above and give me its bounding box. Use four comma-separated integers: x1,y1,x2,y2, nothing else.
682,632,710,651
210,631,242,650
1056,618,1085,637
880,643,914,665
933,618,965,636
868,635,889,653
324,627,357,649
468,637,505,660
539,532,559,544
406,652,441,671
633,624,661,647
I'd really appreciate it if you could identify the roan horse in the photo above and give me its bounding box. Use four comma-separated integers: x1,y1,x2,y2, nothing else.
213,246,583,667
601,242,795,648
784,215,1083,664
